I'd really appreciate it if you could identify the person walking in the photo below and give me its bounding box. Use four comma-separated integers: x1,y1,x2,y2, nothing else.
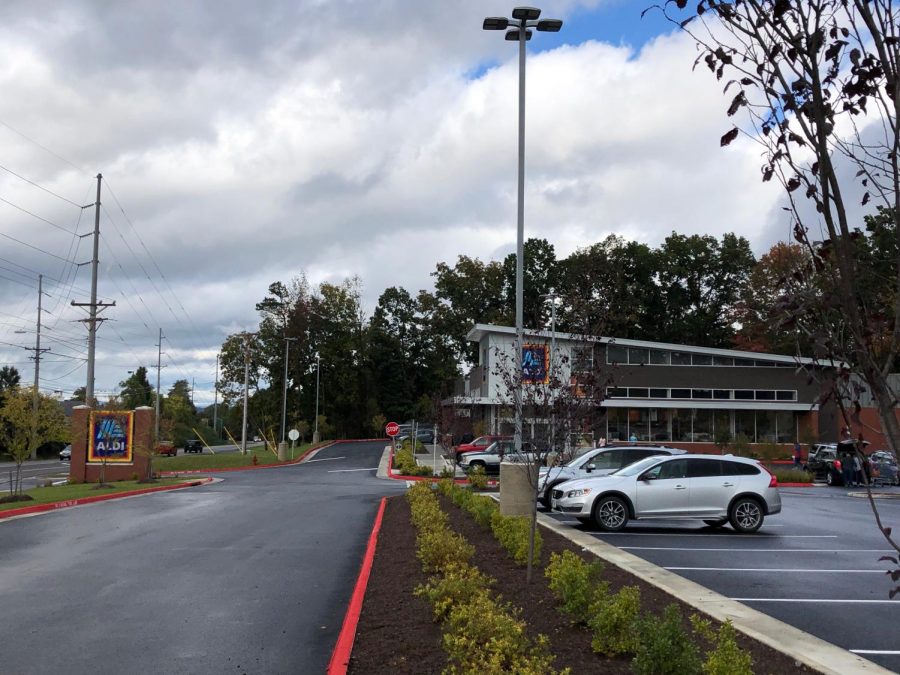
793,441,802,469
853,453,864,487
842,451,856,487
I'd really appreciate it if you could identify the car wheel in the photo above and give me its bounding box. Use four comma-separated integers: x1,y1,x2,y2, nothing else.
470,461,485,470
703,519,727,528
593,496,629,532
729,497,764,534
539,482,561,509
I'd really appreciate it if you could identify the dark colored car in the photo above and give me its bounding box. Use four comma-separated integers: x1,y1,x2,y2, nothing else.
805,441,870,486
869,450,900,486
184,439,204,454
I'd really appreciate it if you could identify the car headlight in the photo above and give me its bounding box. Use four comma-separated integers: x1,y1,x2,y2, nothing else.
566,488,592,498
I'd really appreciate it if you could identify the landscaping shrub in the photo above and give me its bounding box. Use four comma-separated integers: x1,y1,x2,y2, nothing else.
442,593,565,675
466,494,497,528
545,550,607,622
588,585,641,656
394,447,434,476
416,528,475,572
490,510,542,567
632,604,701,675
772,468,812,483
468,465,488,489
415,563,493,621
690,615,753,675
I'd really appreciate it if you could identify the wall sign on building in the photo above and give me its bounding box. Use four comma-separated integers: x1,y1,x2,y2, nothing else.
522,344,550,384
88,411,134,463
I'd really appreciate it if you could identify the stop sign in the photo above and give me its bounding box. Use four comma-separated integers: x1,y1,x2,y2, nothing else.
385,422,400,437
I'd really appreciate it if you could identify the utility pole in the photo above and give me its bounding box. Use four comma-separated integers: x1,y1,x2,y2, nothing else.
313,353,321,444
241,333,254,455
281,337,297,443
28,275,50,460
190,376,195,406
155,328,165,442
71,174,115,406
213,354,219,437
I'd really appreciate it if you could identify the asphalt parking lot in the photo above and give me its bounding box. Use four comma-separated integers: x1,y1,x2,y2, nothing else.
548,485,900,672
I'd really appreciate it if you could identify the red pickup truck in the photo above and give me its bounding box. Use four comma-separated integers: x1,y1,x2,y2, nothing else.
454,435,511,462
156,442,177,457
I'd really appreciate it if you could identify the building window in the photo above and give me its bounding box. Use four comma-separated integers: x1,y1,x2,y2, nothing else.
649,349,670,365
607,387,627,398
629,348,649,365
671,388,691,399
692,354,713,366
733,357,755,366
693,409,713,442
755,390,776,401
628,388,649,398
629,408,650,441
734,390,754,400
713,389,732,400
649,388,668,398
714,410,732,438
572,345,593,374
775,411,796,442
671,351,692,365
673,408,692,441
734,409,755,441
713,356,734,366
756,410,776,443
607,408,625,441
692,389,713,399
607,345,627,364
650,408,671,442
776,390,796,401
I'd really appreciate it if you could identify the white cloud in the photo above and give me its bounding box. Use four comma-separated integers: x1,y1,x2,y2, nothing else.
0,2,788,405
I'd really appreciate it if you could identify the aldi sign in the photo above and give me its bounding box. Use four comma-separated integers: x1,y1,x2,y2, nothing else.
522,344,550,384
88,411,134,463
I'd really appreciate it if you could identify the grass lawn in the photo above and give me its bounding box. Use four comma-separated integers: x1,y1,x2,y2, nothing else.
0,478,194,512
153,442,314,472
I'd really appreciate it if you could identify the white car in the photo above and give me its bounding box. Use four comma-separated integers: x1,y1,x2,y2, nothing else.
550,454,781,534
458,439,538,475
537,445,687,508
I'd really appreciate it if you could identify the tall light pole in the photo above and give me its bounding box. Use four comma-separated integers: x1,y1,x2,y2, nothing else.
541,289,559,453
281,337,297,442
483,7,562,460
313,353,321,444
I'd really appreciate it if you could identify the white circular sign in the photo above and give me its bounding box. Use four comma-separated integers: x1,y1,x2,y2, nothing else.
288,429,300,441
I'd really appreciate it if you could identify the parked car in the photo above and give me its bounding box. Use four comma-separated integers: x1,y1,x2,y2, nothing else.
537,445,688,508
183,439,204,454
805,440,870,486
59,444,72,461
156,442,177,457
454,435,511,462
868,450,900,486
550,453,781,534
397,428,436,445
458,439,539,475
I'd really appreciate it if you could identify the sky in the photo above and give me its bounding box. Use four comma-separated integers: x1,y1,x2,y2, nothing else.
0,0,801,407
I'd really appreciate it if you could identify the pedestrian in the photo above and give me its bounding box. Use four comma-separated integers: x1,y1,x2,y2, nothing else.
842,451,855,487
793,441,802,469
629,432,637,442
853,453,863,487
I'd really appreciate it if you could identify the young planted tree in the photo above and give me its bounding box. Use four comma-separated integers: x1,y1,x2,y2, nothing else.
0,388,69,499
660,0,900,594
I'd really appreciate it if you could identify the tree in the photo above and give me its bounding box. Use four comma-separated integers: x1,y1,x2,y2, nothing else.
663,0,900,596
0,366,20,405
119,367,154,410
0,389,68,498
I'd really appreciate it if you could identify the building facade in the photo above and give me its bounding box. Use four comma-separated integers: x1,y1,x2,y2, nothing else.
445,324,845,454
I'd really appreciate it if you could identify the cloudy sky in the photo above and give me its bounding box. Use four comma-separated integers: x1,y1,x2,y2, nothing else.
0,0,798,407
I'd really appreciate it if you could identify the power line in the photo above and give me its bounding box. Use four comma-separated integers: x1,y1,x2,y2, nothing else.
0,194,80,234
0,162,85,207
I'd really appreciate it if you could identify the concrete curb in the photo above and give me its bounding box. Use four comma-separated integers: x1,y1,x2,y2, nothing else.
327,496,386,675
535,511,894,675
0,477,215,521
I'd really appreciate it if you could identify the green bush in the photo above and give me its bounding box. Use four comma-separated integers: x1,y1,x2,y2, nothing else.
415,563,493,621
633,604,701,675
690,616,753,675
545,551,607,622
442,593,564,675
467,494,498,528
490,511,542,567
417,528,475,572
772,468,812,483
394,447,434,476
589,585,641,656
468,465,488,489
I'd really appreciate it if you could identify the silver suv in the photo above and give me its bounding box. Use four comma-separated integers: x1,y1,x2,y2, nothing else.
551,454,781,534
537,445,687,508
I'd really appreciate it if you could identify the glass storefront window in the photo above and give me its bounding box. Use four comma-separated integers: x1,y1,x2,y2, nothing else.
734,410,755,442
775,411,795,442
607,408,624,441
714,410,731,439
650,408,671,442
672,408,692,442
756,410,775,442
628,408,650,441
692,409,713,442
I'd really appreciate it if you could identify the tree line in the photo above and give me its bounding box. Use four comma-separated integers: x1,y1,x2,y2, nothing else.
215,227,892,439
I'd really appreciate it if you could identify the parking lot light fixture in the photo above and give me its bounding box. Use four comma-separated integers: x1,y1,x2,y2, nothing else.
482,4,562,478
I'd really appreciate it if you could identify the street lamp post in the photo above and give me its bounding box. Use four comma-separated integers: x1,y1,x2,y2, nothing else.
313,353,321,444
483,7,562,460
281,337,297,443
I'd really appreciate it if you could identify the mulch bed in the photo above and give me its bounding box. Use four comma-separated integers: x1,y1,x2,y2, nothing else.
349,494,813,674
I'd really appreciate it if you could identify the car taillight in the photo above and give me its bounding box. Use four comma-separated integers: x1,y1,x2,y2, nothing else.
758,462,778,488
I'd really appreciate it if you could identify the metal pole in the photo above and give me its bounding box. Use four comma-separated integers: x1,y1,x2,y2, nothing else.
313,354,320,443
155,328,163,442
213,354,219,437
85,174,102,406
190,376,195,406
241,334,251,454
549,291,556,455
29,274,44,460
281,338,291,442
514,23,526,462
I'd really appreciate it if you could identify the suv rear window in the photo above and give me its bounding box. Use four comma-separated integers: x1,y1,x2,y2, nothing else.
721,460,760,476
687,458,722,477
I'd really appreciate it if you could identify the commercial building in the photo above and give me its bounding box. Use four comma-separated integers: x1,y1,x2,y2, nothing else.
445,324,849,454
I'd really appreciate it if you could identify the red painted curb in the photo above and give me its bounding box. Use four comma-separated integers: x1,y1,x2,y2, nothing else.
0,478,214,520
327,496,387,675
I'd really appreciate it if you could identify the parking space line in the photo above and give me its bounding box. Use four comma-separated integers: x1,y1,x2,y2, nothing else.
733,598,898,604
598,533,836,538
306,456,346,462
620,547,894,552
666,567,885,573
327,468,378,473
852,651,900,655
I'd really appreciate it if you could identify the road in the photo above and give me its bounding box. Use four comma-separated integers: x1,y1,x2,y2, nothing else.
548,485,900,672
0,440,404,675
